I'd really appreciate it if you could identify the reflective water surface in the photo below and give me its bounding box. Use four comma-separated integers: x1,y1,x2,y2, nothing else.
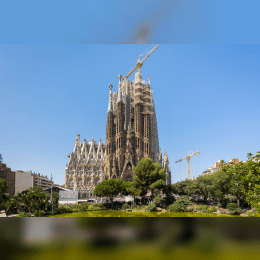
49,210,242,217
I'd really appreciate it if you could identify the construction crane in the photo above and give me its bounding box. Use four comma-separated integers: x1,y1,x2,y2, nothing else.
175,151,200,180
122,44,161,81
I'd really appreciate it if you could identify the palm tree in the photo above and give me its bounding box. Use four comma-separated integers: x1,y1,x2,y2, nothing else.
247,153,253,160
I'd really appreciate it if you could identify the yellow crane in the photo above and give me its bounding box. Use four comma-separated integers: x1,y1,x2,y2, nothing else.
175,151,200,180
121,44,161,81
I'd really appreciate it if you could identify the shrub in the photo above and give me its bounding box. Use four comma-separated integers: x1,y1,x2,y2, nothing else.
92,203,105,210
247,211,256,217
88,205,94,210
207,206,217,213
217,203,222,207
195,205,208,212
33,210,45,217
122,203,131,210
227,203,245,215
168,195,192,212
53,208,61,214
81,202,91,209
58,205,67,212
16,212,32,217
147,203,157,212
168,203,179,212
153,194,163,207
131,202,136,209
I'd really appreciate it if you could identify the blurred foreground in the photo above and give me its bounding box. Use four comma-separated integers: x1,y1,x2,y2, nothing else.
1,218,260,259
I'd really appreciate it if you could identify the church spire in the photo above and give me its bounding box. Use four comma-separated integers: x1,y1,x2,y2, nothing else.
159,147,162,164
164,149,169,165
108,84,113,112
117,85,123,103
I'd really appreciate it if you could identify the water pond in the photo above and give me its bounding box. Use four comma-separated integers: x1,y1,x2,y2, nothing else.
49,210,242,217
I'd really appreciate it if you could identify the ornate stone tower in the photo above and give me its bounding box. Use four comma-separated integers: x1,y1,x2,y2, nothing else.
104,69,163,182
163,149,172,185
65,134,106,199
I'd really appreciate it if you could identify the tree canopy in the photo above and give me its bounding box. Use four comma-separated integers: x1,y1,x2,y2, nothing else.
221,151,260,207
0,178,9,210
94,179,124,207
132,158,166,198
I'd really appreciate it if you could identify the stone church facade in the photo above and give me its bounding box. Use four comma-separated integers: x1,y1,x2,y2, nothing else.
105,71,171,184
65,71,171,198
65,133,106,199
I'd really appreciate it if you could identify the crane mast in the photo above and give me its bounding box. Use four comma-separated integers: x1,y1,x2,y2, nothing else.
122,44,161,81
175,151,200,180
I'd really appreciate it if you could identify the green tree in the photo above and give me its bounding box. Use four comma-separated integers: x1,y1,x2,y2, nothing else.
0,178,9,210
247,153,253,160
168,195,192,212
222,151,260,208
162,184,175,205
14,186,50,213
122,181,141,203
0,154,3,165
193,174,214,203
210,170,232,204
52,191,59,209
153,193,163,207
172,180,194,196
133,158,166,200
94,179,124,208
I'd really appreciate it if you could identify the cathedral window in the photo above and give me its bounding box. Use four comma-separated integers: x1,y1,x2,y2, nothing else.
84,149,85,152
99,149,101,152
83,155,85,159
99,156,101,159
92,149,93,152
75,155,77,159
91,155,93,159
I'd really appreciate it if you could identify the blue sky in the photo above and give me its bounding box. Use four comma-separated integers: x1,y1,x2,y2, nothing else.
0,1,260,185
1,44,260,185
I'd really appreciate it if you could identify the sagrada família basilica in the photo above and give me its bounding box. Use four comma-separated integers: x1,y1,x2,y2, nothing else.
65,51,171,199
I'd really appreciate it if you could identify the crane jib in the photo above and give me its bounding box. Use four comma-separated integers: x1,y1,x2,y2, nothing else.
122,44,161,80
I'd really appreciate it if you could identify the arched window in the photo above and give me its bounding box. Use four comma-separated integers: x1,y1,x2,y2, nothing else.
83,155,85,159
94,178,100,185
75,155,77,159
91,155,93,159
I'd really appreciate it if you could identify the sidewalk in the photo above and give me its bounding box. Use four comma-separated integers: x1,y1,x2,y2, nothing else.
0,210,7,217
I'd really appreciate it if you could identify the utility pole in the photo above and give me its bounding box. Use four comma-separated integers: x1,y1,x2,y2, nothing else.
51,173,53,215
